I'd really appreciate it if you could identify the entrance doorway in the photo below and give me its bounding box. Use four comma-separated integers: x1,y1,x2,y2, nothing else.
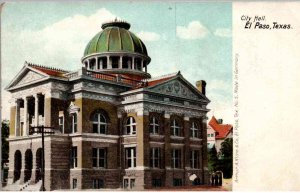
35,148,43,182
24,149,33,182
123,178,135,189
13,150,22,182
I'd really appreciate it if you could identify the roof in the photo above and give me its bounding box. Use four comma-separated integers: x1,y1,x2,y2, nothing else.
27,62,69,78
147,72,178,87
83,20,148,57
128,72,178,90
208,116,232,139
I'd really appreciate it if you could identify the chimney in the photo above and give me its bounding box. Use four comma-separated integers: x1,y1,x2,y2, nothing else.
196,80,206,95
217,119,223,124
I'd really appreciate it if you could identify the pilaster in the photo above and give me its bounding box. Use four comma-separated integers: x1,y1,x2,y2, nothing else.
23,97,29,136
34,94,39,126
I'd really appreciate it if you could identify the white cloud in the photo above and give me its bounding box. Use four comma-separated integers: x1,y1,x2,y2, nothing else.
176,21,209,40
137,31,160,42
214,28,231,37
2,8,118,120
15,8,117,69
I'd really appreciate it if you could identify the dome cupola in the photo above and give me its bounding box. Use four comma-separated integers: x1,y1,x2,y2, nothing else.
82,19,151,80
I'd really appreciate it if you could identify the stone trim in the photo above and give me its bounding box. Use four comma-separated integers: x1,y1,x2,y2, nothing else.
170,136,184,140
149,142,165,147
170,143,185,147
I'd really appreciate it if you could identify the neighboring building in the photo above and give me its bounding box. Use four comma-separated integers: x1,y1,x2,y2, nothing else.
5,20,211,190
207,116,232,152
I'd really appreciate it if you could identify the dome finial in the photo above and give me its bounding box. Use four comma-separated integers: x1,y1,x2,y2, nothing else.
101,19,131,30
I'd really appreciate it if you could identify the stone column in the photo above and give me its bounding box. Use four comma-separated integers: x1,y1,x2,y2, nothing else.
30,152,37,184
201,116,209,184
132,57,135,70
184,116,191,186
15,99,21,136
19,151,26,184
100,58,103,69
107,56,112,69
164,113,173,187
23,97,29,136
119,56,123,69
94,57,97,70
87,59,90,70
44,93,51,127
34,94,39,126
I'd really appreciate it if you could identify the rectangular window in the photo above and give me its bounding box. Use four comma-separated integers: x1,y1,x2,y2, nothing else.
72,178,77,189
190,150,200,169
130,179,135,189
173,178,182,186
71,146,77,168
59,116,64,133
72,114,77,133
125,147,136,168
123,178,135,189
123,179,129,189
172,149,181,168
92,179,104,189
92,148,106,168
150,147,160,168
152,179,162,187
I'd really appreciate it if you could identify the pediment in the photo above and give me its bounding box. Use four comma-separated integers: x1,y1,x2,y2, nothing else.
6,66,48,90
148,76,209,102
16,70,45,86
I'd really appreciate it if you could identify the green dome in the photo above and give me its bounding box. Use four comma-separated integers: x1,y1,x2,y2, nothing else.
84,21,148,57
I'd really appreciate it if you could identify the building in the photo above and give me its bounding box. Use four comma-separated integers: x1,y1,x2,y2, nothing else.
5,20,211,190
207,116,233,152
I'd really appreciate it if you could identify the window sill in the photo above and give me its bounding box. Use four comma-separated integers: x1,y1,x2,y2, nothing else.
122,135,137,138
190,137,202,141
92,167,107,169
150,134,164,139
170,136,184,140
149,167,163,170
166,168,184,171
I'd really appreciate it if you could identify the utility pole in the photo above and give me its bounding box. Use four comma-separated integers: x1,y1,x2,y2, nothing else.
29,126,55,191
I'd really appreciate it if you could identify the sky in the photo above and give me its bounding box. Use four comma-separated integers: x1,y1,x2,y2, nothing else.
1,1,232,124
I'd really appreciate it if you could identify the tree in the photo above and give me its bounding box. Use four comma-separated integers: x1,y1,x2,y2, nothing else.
219,138,233,178
1,120,9,169
207,145,220,172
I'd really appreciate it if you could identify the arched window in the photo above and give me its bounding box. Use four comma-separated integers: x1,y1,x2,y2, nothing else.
92,113,107,134
125,117,136,135
150,116,159,135
190,122,199,138
171,119,181,136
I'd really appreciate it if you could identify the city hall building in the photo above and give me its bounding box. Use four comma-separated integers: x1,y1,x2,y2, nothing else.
5,20,210,190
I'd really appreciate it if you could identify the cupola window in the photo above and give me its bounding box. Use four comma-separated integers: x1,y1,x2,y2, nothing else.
111,56,119,68
134,58,142,71
90,58,96,70
122,56,132,69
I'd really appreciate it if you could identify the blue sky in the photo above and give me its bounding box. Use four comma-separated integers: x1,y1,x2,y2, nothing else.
1,2,232,123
